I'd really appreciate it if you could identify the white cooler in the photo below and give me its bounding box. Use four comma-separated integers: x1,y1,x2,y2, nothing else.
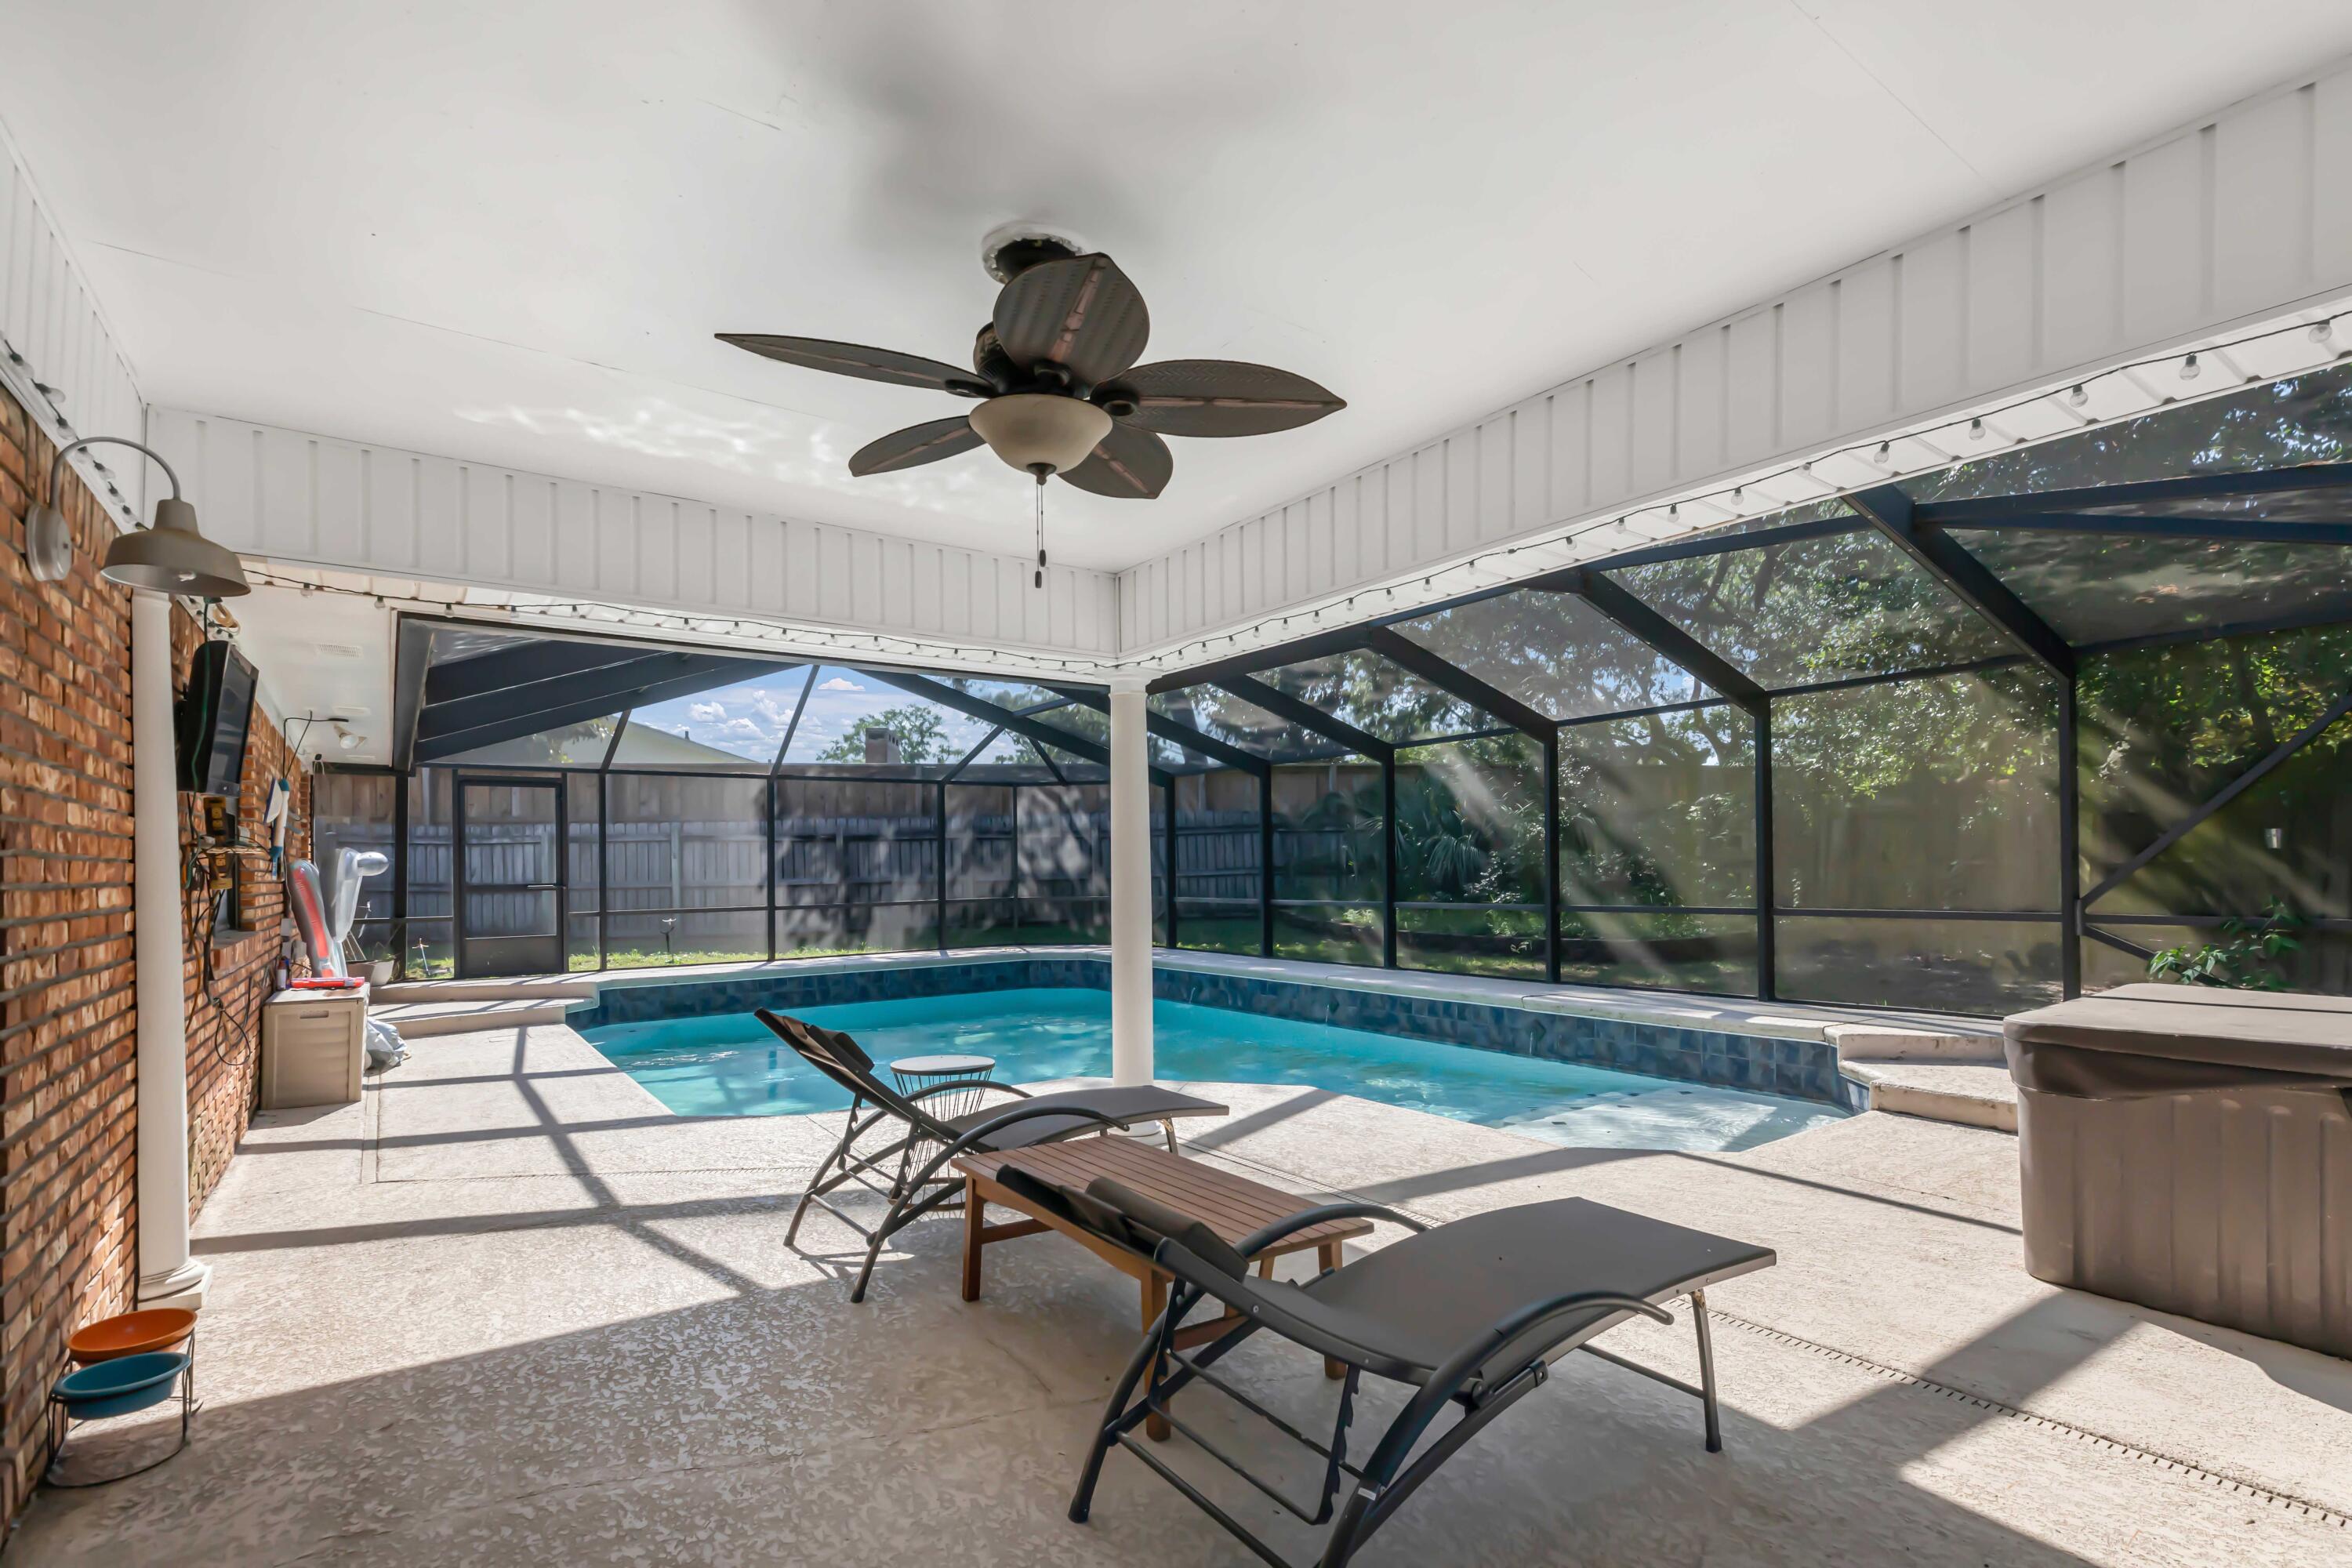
260,987,368,1109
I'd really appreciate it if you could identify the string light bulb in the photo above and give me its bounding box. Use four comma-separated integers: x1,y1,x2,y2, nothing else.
2179,353,2201,381
2068,385,2089,408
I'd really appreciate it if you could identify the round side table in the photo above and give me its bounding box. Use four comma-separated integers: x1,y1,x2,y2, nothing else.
888,1053,1000,1122
888,1054,998,1198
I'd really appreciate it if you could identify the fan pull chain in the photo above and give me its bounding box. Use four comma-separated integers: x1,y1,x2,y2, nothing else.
1033,468,1048,588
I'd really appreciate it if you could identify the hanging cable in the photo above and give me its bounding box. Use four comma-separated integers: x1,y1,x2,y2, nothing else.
1032,465,1051,588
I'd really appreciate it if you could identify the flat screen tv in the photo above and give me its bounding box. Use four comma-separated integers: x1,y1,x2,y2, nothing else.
176,641,258,797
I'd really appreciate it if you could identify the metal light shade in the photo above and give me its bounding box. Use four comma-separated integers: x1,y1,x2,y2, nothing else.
967,393,1111,474
100,498,251,597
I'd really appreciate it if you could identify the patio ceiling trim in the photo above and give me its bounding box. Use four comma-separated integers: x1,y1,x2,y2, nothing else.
147,406,1124,668
1846,484,2075,679
0,121,148,536
1116,62,2352,666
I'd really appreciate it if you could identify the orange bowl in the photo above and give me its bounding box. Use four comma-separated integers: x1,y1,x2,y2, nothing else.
67,1308,196,1365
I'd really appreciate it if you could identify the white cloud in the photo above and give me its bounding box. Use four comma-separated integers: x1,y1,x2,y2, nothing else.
687,700,726,722
818,676,864,692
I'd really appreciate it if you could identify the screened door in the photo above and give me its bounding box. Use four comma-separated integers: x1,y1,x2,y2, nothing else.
454,775,568,978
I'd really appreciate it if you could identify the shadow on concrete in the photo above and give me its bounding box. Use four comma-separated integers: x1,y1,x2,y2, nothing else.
108,1028,2341,1566
1339,1143,2024,1236
34,1197,2122,1568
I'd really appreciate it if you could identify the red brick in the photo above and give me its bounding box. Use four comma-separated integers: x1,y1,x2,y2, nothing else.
0,384,309,1526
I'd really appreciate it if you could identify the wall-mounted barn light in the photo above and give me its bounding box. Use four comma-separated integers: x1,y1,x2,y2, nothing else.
26,436,250,597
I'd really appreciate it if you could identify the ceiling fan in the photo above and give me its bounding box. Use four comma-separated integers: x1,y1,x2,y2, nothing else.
717,229,1345,581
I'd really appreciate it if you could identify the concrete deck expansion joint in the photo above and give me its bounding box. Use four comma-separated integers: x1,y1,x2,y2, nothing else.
15,1011,2352,1566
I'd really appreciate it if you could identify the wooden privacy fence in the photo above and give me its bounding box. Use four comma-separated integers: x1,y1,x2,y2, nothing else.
319,810,1285,941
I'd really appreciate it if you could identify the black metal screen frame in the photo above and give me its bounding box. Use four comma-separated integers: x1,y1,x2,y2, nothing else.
355,454,2352,1004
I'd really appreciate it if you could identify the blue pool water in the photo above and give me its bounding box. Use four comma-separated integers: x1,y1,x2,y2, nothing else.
584,988,1844,1152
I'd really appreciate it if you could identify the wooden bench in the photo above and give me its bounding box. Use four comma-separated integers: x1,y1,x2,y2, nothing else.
955,1137,1373,1437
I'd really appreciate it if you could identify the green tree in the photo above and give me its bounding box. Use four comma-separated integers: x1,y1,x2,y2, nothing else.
816,705,950,763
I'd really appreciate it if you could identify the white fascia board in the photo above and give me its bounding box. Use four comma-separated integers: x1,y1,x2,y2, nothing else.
0,113,147,528
146,408,1127,676
1116,61,2352,673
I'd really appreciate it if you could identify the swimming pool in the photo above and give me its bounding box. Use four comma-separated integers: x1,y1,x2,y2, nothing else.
584,988,1844,1153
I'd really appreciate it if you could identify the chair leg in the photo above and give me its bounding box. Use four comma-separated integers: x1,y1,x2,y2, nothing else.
1071,1286,1182,1523
1692,1287,1722,1454
1161,1118,1177,1154
788,1099,862,1247
848,1208,895,1303
848,1177,967,1303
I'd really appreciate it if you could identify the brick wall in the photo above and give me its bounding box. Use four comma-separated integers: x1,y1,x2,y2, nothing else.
0,385,140,1530
0,381,304,1530
174,606,309,1210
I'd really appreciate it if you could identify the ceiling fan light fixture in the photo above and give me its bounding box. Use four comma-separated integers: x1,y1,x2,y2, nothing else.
967,394,1111,475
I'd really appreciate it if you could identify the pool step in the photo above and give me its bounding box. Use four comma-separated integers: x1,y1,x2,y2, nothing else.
370,997,578,1039
1838,1059,2016,1133
372,976,600,1006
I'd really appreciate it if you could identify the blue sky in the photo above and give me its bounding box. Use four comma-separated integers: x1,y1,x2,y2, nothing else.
627,666,1000,763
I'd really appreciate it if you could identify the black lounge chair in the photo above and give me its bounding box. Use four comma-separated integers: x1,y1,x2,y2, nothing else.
1007,1168,1773,1568
755,1008,1228,1301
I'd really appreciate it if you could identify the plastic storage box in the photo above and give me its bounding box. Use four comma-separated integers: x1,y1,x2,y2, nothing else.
2004,985,2352,1358
260,987,367,1109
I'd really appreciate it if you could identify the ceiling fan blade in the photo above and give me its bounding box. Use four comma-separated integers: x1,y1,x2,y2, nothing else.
1112,360,1346,437
991,254,1149,386
1058,423,1171,499
848,416,984,477
718,334,985,394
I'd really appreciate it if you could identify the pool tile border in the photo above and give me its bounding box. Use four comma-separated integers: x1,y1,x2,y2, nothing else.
570,955,1864,1108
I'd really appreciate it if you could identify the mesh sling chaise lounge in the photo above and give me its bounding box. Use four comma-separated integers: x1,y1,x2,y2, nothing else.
997,1167,1775,1568
755,1008,1228,1301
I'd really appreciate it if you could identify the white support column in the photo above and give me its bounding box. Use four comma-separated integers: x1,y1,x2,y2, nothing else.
132,591,209,1309
1108,680,1154,1087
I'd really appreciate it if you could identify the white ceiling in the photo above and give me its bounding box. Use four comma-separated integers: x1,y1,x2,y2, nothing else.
7,1,2351,571
219,575,399,764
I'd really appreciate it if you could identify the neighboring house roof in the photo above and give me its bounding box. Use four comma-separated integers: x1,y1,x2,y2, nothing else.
615,725,752,765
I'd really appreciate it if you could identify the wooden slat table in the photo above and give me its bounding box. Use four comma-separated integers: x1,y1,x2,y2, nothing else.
956,1138,1372,1439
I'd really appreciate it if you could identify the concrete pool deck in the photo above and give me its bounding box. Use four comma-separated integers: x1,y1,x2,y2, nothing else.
12,1021,2350,1566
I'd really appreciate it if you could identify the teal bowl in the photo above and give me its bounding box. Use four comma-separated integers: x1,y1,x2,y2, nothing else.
53,1351,187,1419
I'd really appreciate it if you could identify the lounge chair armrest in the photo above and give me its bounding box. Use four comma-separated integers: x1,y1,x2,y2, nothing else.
1470,1290,1673,1352
1356,1290,1677,1493
898,1102,1130,1197
1236,1203,1429,1259
905,1078,1033,1104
